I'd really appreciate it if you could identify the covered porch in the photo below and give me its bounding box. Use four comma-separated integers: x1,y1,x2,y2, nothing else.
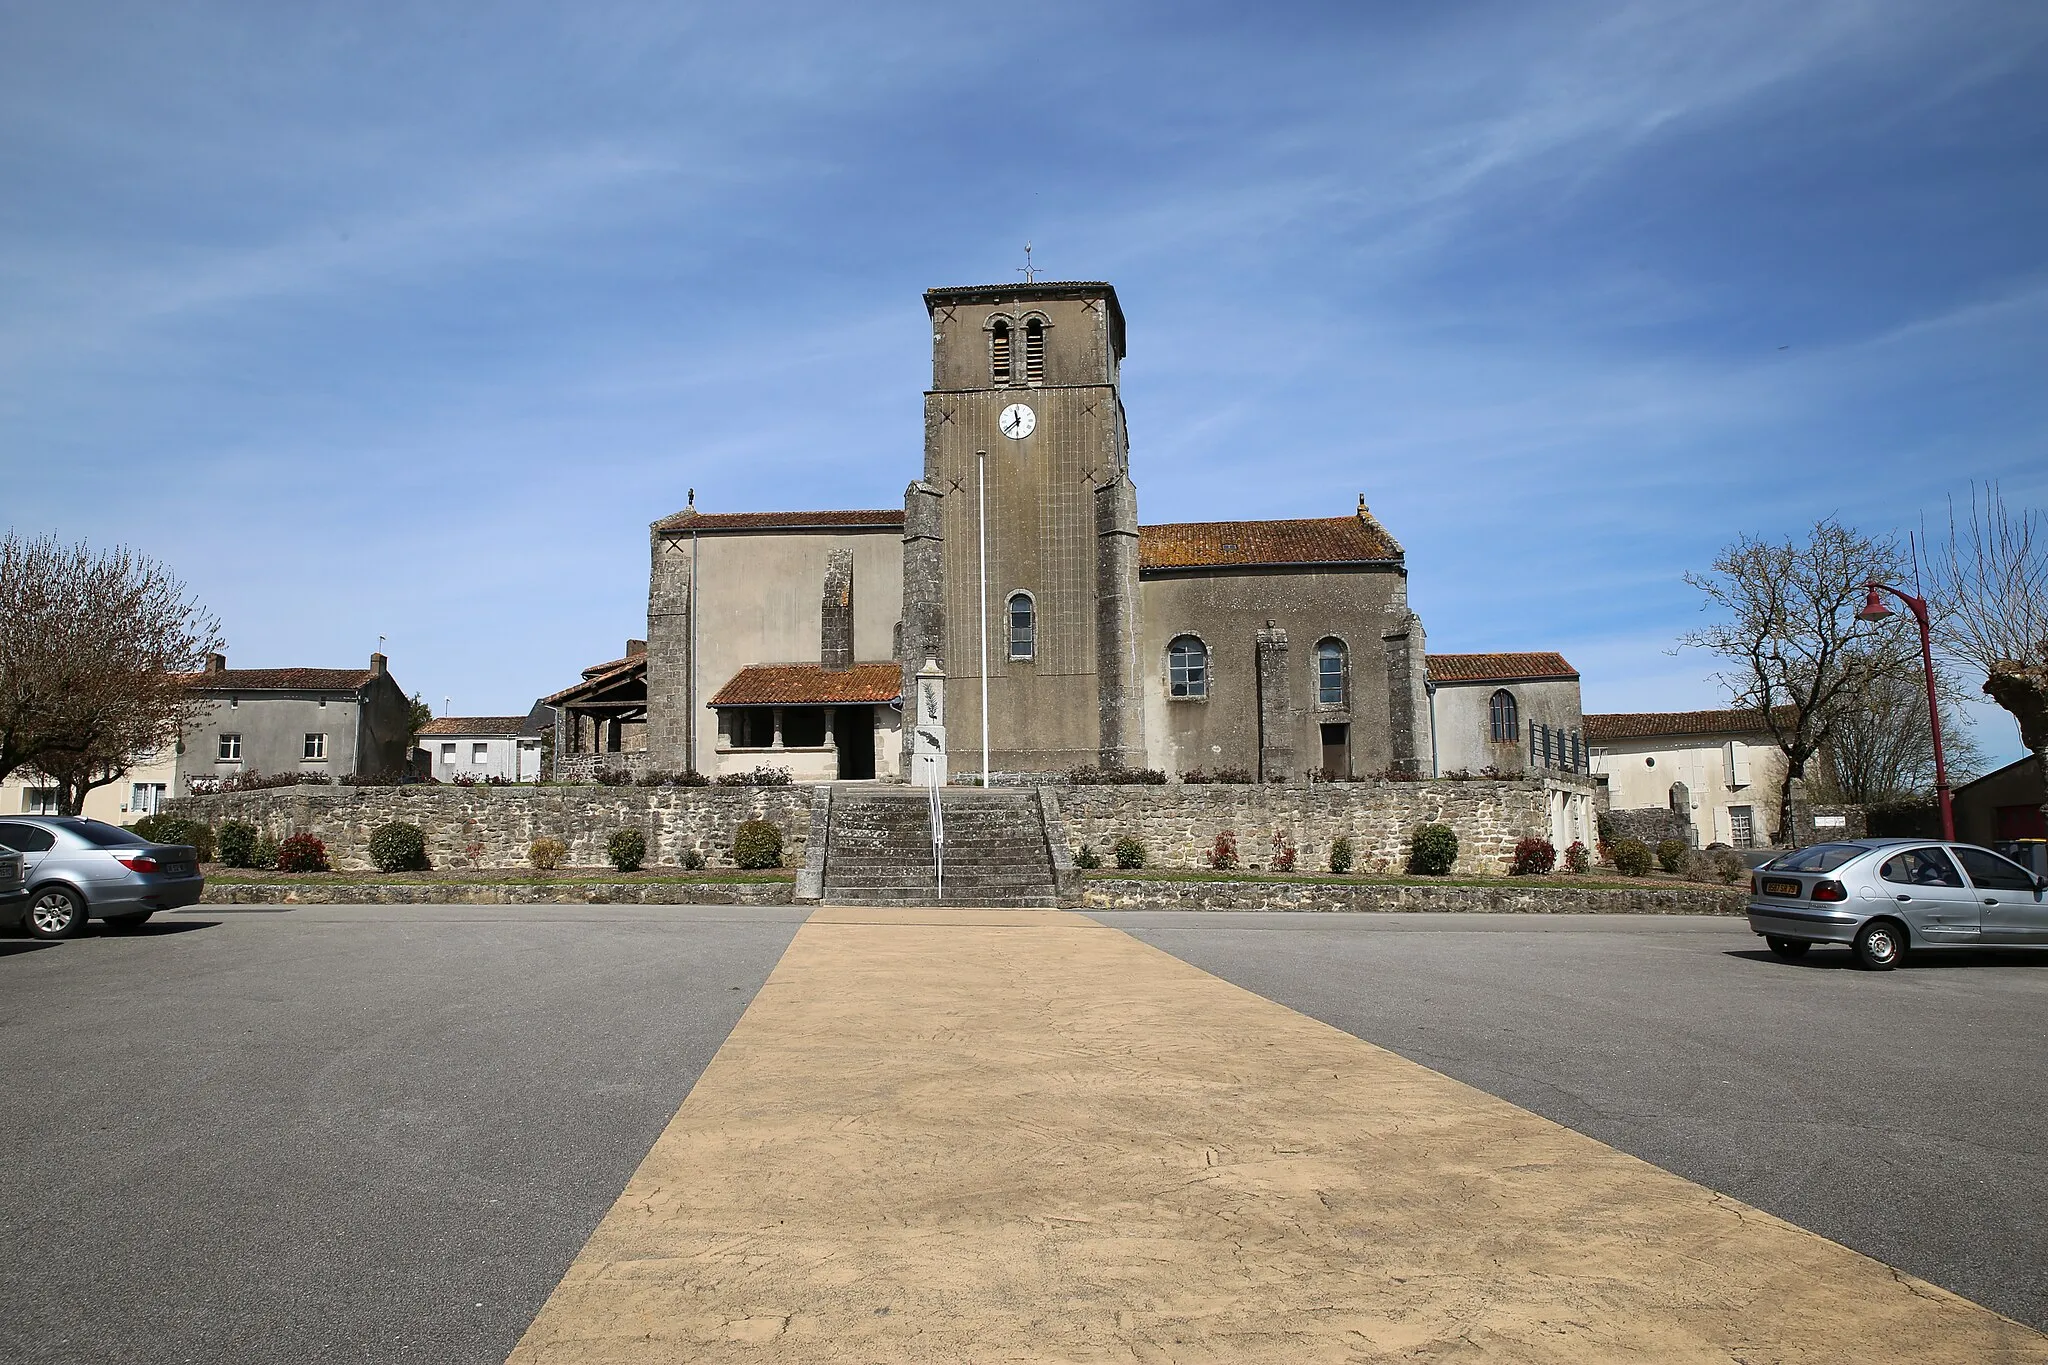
710,662,901,782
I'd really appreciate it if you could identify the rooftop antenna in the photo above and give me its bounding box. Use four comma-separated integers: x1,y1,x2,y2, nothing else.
687,488,695,509
1016,242,1039,284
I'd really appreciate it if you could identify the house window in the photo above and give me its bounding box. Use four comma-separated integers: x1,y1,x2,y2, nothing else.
1488,690,1518,743
24,787,58,815
441,743,457,765
990,319,1012,383
219,733,242,762
1316,639,1346,706
1008,592,1035,660
473,743,490,764
130,783,166,816
1729,806,1755,849
304,733,326,761
1023,318,1045,383
1168,636,1208,699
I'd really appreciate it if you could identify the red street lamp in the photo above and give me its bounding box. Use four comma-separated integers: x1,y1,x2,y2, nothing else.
1855,582,1955,841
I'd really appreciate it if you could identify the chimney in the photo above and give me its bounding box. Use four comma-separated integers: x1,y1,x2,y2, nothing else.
1357,493,1369,518
204,652,226,674
370,651,388,677
627,639,647,657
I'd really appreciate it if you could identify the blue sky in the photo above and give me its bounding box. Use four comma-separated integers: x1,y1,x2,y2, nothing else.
5,1,2045,765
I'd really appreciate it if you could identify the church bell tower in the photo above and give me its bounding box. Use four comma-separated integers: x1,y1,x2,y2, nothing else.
899,280,1144,776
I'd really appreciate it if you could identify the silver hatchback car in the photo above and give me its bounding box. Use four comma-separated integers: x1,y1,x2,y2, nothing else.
0,816,206,940
1747,838,2048,970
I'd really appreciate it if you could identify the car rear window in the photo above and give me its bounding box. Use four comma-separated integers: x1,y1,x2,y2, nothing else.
0,823,56,853
1764,843,1864,873
67,819,153,848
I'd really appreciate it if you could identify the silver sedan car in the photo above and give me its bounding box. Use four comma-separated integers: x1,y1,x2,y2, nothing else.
1747,837,2048,969
0,816,205,940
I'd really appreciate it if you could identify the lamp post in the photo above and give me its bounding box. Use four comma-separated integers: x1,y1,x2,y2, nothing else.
1855,582,1954,841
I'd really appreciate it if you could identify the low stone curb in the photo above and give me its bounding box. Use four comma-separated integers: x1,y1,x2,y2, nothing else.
1082,878,1746,915
201,881,796,906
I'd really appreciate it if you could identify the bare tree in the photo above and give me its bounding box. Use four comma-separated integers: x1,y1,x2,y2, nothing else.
1684,518,1916,839
0,533,223,812
1808,656,1985,805
1928,485,2048,831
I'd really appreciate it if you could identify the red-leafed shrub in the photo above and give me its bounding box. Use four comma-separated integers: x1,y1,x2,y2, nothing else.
275,833,330,874
1208,831,1240,870
1510,836,1556,876
1564,841,1591,874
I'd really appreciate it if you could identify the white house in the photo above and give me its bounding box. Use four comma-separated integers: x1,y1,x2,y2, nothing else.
417,716,545,783
1586,708,1792,849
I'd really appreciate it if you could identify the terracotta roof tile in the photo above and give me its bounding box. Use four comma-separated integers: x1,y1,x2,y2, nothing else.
711,663,902,707
1426,652,1578,683
180,668,374,691
418,716,529,737
542,657,645,706
654,508,905,533
1138,515,1401,571
1584,707,1796,741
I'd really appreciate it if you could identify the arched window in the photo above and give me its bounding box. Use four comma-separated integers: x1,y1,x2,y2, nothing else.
1168,636,1208,699
1007,592,1034,660
1023,317,1045,383
1316,639,1346,706
990,319,1012,383
1489,689,1519,743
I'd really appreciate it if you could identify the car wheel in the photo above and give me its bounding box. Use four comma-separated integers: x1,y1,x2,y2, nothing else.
1852,918,1906,971
1765,936,1810,959
103,911,153,932
25,886,87,941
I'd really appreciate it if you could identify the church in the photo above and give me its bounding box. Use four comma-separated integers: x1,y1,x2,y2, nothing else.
546,279,1588,784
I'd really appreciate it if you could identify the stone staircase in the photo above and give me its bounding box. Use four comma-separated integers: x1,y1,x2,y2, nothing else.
814,788,1066,908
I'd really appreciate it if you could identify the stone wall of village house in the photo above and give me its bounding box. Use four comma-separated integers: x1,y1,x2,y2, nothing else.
169,785,816,871
170,775,1591,876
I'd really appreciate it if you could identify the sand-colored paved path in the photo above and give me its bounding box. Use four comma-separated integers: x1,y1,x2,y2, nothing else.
508,909,2046,1363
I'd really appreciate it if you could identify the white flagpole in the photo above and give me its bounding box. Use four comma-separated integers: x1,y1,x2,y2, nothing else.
978,448,991,788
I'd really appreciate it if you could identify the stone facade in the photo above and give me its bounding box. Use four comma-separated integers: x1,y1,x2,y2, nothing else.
1055,777,1597,877
169,785,814,871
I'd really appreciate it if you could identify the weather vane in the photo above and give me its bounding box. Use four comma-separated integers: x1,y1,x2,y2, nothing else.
1017,242,1039,284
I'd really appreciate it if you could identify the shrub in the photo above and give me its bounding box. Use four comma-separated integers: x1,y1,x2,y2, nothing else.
1214,767,1253,784
732,819,784,869
275,833,329,874
1563,840,1591,874
250,833,280,871
217,820,260,868
682,847,707,871
1656,838,1690,874
367,821,429,873
1693,847,1748,884
1068,765,1167,786
131,814,214,862
1408,823,1458,876
674,769,709,787
1074,843,1101,869
1269,830,1296,872
607,828,647,873
528,836,568,872
1179,769,1213,785
1612,837,1654,877
716,765,792,788
1208,831,1240,871
594,767,633,787
1510,836,1556,876
1112,835,1146,870
1329,835,1354,874
636,770,671,787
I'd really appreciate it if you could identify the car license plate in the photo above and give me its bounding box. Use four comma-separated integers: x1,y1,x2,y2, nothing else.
1762,878,1801,898
164,862,193,877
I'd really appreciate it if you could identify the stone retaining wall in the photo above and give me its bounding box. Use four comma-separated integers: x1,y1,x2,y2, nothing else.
1057,778,1592,876
1082,877,1744,915
169,785,812,872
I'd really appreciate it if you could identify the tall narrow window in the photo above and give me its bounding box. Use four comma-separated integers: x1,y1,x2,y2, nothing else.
1489,689,1518,743
990,319,1012,383
1316,639,1346,705
1168,636,1209,699
1023,317,1045,383
1007,592,1035,660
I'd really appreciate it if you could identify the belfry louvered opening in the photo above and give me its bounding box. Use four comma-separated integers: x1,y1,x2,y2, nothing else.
1023,317,1045,383
990,319,1012,383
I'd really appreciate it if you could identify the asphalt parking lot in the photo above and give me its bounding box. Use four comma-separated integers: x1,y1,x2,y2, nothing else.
4,906,2043,1363
1094,910,2048,1333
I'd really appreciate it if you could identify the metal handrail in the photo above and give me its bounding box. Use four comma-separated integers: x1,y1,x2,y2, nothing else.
928,779,945,901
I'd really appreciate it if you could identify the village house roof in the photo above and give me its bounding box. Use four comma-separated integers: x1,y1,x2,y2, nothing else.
417,716,529,738
1426,652,1580,684
1138,514,1402,571
180,666,376,691
654,508,906,533
710,662,902,708
542,656,646,707
1583,707,1796,742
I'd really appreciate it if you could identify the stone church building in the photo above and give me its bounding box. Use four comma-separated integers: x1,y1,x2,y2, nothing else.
552,280,1585,784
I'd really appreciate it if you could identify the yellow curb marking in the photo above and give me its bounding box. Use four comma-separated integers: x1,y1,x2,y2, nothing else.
508,908,2046,1362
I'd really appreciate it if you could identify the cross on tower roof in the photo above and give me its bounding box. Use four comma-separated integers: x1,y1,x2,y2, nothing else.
1016,242,1039,284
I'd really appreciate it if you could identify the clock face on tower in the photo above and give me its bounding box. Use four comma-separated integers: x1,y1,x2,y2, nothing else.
998,403,1036,440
